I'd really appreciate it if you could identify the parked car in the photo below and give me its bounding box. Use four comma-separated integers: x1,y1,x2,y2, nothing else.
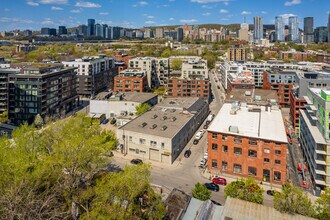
212,177,227,185
204,183,219,192
193,139,199,145
110,118,116,124
184,149,191,158
203,124,208,129
101,119,109,124
195,131,204,140
217,85,220,89
130,159,143,165
200,158,207,166
203,152,208,159
266,190,278,196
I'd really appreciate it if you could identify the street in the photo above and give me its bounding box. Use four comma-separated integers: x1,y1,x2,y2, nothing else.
112,70,275,207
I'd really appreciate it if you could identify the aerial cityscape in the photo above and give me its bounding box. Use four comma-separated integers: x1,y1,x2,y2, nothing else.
0,0,330,219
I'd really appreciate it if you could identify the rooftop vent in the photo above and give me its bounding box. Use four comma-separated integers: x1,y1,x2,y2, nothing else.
171,117,177,122
140,122,147,127
169,101,176,105
248,107,261,112
229,125,239,133
162,108,168,112
161,125,167,131
149,124,157,129
152,114,158,119
171,109,176,113
161,116,167,121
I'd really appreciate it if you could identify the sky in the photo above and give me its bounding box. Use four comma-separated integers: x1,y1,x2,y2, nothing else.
0,0,329,31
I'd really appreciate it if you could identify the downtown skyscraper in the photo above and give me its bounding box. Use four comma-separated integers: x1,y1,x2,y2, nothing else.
304,17,314,43
87,19,95,36
275,16,285,42
289,16,299,42
253,16,263,43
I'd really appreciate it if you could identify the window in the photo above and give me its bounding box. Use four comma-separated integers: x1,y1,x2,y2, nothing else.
275,159,281,165
161,143,165,148
212,133,218,139
248,167,257,176
139,138,146,144
234,136,242,144
275,150,281,155
249,139,257,145
222,161,228,171
264,158,270,163
212,160,217,168
212,143,218,151
222,135,228,141
222,145,228,153
275,142,282,147
129,136,132,142
264,148,270,154
234,147,242,155
248,150,257,157
233,164,242,174
274,171,281,181
264,140,270,144
150,141,157,146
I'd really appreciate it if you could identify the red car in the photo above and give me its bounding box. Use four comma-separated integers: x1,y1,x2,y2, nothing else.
212,177,227,185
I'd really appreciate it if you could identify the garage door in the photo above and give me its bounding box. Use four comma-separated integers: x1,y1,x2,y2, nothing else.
161,154,171,164
149,148,159,161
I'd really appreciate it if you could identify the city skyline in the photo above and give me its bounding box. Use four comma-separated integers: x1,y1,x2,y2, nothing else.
0,0,329,31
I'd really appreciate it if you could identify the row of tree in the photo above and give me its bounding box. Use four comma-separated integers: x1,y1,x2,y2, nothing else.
192,178,330,219
0,114,165,219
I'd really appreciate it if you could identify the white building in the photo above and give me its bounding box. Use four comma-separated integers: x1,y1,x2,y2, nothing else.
129,57,158,88
62,55,115,98
181,59,208,79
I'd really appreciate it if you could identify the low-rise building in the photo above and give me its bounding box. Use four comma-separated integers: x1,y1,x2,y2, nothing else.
226,69,254,93
62,55,116,98
167,77,210,100
317,53,330,64
129,57,158,88
156,58,170,85
114,69,148,93
89,91,158,119
300,88,330,190
8,64,78,125
280,51,310,61
207,102,287,185
117,98,209,164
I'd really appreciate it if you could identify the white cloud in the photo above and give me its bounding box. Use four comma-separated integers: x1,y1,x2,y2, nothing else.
261,11,267,14
4,8,10,12
133,1,148,7
223,1,229,5
201,5,213,9
143,14,154,19
179,19,198,23
169,17,175,21
191,0,230,3
27,1,39,6
145,21,155,24
279,13,296,24
39,0,68,4
202,12,211,16
284,0,301,6
241,11,251,15
219,9,228,13
51,6,63,10
75,1,101,8
70,9,81,13
221,18,229,21
99,12,109,15
41,18,54,25
0,17,34,23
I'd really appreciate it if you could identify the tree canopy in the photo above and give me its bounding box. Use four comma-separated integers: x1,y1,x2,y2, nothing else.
171,58,183,71
314,188,330,220
192,182,211,201
0,114,164,219
273,183,315,217
224,178,264,204
135,103,152,116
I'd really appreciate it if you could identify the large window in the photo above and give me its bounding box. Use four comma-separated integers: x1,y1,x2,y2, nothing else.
234,136,242,144
248,150,257,157
212,133,218,139
139,138,146,144
248,167,257,176
264,148,270,154
212,143,218,151
275,150,281,155
222,145,228,153
212,160,217,168
274,171,281,181
264,158,270,163
222,161,228,171
233,164,242,174
222,135,228,141
249,139,257,145
275,159,281,165
234,147,242,155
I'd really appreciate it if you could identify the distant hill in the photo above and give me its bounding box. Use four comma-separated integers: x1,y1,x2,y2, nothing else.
146,23,241,31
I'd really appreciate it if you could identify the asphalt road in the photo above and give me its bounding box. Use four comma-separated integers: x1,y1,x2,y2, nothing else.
112,70,274,207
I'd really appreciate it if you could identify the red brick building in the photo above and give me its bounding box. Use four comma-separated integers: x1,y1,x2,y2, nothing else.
207,103,288,185
316,53,330,64
114,54,135,73
227,70,255,93
289,89,306,133
114,69,148,93
167,77,210,100
280,51,310,61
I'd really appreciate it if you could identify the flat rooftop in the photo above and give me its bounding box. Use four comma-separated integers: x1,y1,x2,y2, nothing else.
119,98,207,139
226,89,278,105
208,102,287,143
94,91,157,103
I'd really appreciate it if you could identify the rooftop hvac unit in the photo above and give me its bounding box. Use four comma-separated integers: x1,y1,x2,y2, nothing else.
152,114,158,119
229,125,239,133
140,122,147,127
161,126,167,131
161,116,167,121
171,117,177,122
149,124,157,129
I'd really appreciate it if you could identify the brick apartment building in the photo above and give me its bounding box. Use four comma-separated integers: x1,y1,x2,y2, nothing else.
227,46,247,62
207,102,288,185
114,53,135,73
280,51,310,61
262,69,296,107
289,89,306,133
226,70,254,93
167,78,210,100
316,53,330,64
114,69,148,93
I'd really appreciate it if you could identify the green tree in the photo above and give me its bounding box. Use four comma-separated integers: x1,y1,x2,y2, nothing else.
171,58,183,70
192,182,211,201
224,178,264,204
0,111,9,123
161,48,172,58
273,183,315,217
135,103,152,116
314,188,330,220
33,113,44,128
